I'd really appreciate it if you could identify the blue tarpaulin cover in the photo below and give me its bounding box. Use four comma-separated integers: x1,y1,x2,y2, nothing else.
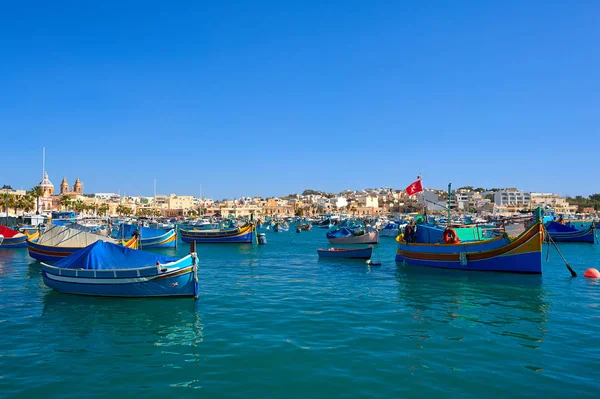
53,241,179,270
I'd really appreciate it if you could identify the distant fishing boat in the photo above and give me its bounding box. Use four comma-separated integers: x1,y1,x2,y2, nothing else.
273,222,289,232
326,228,379,244
28,224,138,262
50,211,78,226
545,222,595,243
113,224,177,248
395,222,544,273
379,222,402,237
317,246,373,259
41,241,198,298
297,223,312,231
179,223,255,244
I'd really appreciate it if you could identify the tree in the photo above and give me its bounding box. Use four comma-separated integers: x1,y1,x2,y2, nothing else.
73,200,86,213
59,196,72,211
98,204,109,216
28,186,44,214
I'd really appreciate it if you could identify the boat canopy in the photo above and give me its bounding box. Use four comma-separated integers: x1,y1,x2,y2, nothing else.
53,240,179,270
0,225,23,238
37,224,116,247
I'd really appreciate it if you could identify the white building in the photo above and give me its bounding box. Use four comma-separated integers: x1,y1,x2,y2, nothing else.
494,189,531,207
531,193,577,214
335,197,348,208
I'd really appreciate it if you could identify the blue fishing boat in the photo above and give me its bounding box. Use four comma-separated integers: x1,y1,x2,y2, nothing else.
273,222,289,232
179,223,255,244
327,227,379,244
545,221,595,243
317,246,373,259
50,211,78,226
41,241,198,298
113,224,177,248
395,222,544,273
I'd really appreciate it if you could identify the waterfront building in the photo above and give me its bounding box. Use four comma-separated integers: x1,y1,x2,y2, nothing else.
530,193,577,214
494,189,531,207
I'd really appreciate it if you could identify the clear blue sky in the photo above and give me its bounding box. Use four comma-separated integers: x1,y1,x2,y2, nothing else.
1,1,598,199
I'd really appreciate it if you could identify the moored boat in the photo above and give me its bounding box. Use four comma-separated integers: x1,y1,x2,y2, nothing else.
41,240,198,298
113,224,177,248
273,222,289,232
326,228,379,244
297,223,312,231
28,224,138,262
395,222,544,273
179,223,255,244
0,225,39,248
545,221,595,243
317,246,373,259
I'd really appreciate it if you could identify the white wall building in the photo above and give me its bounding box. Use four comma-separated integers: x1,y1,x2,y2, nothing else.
494,189,531,207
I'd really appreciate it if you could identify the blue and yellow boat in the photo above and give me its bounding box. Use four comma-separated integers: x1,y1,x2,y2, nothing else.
395,222,544,274
180,223,255,244
113,224,177,248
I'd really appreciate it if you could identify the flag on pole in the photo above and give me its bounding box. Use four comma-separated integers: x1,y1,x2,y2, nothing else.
405,179,423,196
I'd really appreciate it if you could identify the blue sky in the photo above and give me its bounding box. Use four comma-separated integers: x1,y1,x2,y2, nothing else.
1,1,598,199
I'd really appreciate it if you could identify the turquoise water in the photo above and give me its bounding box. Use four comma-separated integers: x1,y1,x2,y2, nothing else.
1,228,600,398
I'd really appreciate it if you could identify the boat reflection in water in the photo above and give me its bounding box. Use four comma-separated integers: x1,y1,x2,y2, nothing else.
394,264,548,378
41,293,204,347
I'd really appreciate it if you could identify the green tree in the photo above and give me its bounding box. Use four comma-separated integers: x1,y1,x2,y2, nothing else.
59,196,72,211
28,186,44,214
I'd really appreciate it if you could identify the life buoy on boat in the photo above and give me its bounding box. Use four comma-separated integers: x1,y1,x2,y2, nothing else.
443,228,460,244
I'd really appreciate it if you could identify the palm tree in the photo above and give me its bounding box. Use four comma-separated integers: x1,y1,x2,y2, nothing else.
28,186,44,215
73,199,85,214
98,204,109,216
59,196,72,211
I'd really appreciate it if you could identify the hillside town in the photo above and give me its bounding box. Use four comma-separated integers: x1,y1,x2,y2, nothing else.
1,173,597,220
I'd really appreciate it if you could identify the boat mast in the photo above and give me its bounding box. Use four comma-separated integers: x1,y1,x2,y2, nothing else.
447,182,452,226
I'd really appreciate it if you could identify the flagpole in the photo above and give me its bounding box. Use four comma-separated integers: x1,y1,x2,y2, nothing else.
447,182,452,226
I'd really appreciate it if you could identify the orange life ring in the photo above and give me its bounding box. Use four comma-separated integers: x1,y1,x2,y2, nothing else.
443,228,460,244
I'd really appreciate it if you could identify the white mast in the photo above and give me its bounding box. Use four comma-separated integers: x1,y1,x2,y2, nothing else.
42,147,45,179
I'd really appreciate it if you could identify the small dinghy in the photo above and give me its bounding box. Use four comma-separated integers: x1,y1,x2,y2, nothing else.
317,246,373,259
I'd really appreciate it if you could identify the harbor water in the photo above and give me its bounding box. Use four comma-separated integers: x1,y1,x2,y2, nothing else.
1,228,599,398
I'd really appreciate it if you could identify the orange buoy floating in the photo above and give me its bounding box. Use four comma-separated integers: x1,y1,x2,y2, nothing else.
584,268,600,278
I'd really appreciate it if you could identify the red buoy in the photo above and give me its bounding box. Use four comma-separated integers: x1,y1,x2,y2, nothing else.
584,268,600,278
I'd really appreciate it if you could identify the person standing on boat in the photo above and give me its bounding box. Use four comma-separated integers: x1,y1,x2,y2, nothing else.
404,220,417,243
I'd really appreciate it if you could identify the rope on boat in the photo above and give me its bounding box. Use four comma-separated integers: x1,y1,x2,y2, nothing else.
543,225,577,277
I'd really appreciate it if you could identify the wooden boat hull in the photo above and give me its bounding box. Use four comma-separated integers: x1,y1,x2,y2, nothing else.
547,226,595,243
28,236,138,262
41,256,197,297
180,224,254,244
140,229,177,248
327,231,379,245
395,223,543,274
317,247,373,259
0,234,28,248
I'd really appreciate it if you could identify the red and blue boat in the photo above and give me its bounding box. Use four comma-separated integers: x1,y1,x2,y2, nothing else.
0,225,39,248
113,224,177,248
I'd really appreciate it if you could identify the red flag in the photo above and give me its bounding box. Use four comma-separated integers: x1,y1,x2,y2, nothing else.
405,179,423,196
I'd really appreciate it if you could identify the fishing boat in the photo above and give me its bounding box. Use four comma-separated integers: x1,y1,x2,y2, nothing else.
395,221,544,273
28,224,138,262
179,223,255,244
50,211,78,226
40,240,198,298
317,246,373,259
273,222,289,232
0,225,40,248
545,221,595,243
297,223,312,231
380,222,402,237
326,228,379,244
113,224,177,248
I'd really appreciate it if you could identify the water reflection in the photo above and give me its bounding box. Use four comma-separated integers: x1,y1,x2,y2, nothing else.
41,293,204,348
395,265,548,347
